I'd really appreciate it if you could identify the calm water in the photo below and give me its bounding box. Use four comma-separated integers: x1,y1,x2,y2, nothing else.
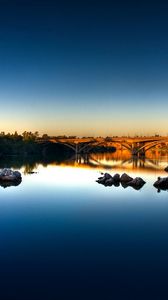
0,151,168,299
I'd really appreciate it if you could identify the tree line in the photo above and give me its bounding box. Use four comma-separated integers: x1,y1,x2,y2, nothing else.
0,131,42,156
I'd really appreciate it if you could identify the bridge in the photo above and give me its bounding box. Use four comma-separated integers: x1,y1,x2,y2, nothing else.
37,136,168,157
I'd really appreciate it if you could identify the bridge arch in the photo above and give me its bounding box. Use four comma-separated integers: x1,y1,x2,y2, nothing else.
87,140,132,153
136,140,167,154
39,141,75,157
36,137,168,157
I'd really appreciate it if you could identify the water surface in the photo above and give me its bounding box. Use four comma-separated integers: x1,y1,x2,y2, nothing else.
0,151,168,299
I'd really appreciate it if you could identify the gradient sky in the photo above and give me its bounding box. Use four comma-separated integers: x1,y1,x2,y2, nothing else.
0,0,168,136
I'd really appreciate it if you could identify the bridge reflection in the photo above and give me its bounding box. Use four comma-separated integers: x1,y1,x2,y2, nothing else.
63,150,168,172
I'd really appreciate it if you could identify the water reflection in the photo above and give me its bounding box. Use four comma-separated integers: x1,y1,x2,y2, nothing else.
88,151,168,171
0,150,168,175
0,178,22,189
1,151,168,299
155,186,168,193
60,150,168,173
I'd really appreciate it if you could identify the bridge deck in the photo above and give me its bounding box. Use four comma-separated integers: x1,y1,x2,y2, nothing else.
36,137,168,156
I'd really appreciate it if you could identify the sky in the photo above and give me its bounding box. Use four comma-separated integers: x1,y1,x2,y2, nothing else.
0,0,168,136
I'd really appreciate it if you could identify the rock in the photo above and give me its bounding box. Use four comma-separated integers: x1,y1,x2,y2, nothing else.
13,171,22,179
96,172,145,190
104,173,113,180
113,181,120,187
120,173,133,183
128,177,146,186
96,173,113,186
104,178,114,186
0,168,13,177
121,182,129,189
128,177,146,190
96,178,106,184
0,169,22,182
153,177,168,190
96,173,113,184
164,166,168,172
113,173,120,182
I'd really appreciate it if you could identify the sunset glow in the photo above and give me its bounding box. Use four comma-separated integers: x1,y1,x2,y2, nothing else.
0,1,168,136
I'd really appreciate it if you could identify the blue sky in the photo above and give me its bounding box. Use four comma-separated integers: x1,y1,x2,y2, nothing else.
0,0,168,136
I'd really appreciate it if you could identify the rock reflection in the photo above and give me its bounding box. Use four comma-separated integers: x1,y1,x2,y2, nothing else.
0,179,22,189
155,188,168,193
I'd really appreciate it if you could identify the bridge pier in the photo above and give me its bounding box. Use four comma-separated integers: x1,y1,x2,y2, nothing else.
74,153,90,164
131,143,139,157
75,144,79,155
75,143,87,154
132,150,146,157
131,142,146,157
74,142,94,155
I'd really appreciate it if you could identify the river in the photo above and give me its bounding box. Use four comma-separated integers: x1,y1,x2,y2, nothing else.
0,150,168,299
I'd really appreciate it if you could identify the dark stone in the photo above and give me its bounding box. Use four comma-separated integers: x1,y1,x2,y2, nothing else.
113,173,120,182
104,173,113,180
104,178,114,186
128,177,146,186
96,173,145,190
120,173,133,183
96,173,113,186
96,177,106,184
13,171,22,179
121,182,129,189
0,168,22,182
113,181,120,187
153,177,168,190
127,177,146,190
